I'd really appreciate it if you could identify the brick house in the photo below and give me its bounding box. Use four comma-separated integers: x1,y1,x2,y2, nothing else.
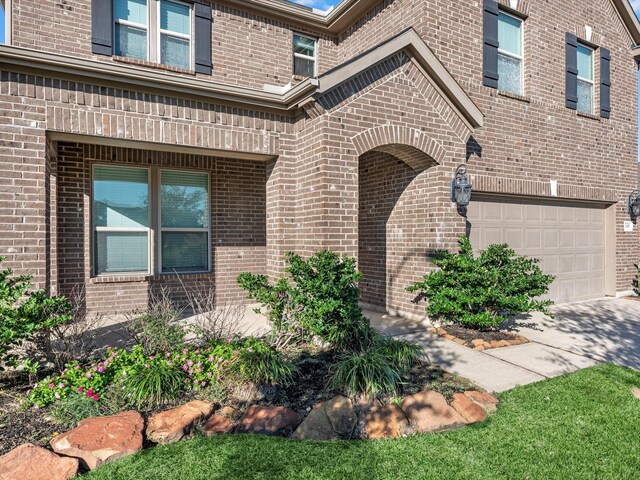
0,0,638,318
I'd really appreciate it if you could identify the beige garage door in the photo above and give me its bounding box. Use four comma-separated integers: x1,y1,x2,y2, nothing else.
467,197,607,304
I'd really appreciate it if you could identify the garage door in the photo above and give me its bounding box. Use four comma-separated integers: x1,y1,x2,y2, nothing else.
467,197,607,304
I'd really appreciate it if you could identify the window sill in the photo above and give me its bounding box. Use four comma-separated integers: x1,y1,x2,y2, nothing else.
112,56,196,76
498,90,530,103
90,272,213,284
577,111,601,121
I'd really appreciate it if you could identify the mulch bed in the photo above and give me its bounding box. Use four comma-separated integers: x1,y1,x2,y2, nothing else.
432,325,529,351
0,344,480,455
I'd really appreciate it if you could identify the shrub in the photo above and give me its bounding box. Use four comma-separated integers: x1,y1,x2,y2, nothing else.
125,289,185,355
633,264,639,296
122,361,186,410
0,257,73,369
238,250,375,351
407,236,555,330
50,393,109,429
28,284,106,372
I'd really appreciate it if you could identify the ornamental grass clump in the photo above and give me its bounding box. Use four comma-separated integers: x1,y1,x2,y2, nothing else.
122,361,186,410
407,236,555,331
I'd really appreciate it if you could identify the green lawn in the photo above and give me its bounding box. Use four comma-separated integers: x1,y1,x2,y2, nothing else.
85,364,640,480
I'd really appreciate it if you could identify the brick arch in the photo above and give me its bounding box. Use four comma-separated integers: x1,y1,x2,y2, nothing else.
351,126,445,172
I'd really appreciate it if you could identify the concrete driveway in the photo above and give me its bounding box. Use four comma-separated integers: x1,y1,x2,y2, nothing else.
366,297,640,392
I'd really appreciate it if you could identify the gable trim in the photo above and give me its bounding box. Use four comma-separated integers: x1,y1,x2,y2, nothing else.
315,28,484,129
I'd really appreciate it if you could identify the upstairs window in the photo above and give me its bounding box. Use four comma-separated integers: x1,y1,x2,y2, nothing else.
293,34,317,78
159,0,192,69
113,0,193,69
497,11,523,95
576,44,594,114
114,0,148,61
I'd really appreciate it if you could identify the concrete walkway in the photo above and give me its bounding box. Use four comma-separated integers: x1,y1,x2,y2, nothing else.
366,297,640,392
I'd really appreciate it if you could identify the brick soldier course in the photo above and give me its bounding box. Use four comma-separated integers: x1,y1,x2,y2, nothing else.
0,0,638,317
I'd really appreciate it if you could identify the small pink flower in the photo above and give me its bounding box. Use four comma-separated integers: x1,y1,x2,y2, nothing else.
207,372,213,378
54,392,60,399
201,381,207,387
183,348,189,354
195,349,200,354
86,372,93,378
86,389,94,397
188,370,193,376
144,364,150,368
166,352,171,358
232,350,239,356
93,394,99,401
208,356,214,362
196,368,202,373
166,361,172,366
196,362,202,368
58,383,65,389
74,365,81,370
187,360,194,367
149,356,155,360
48,383,55,389
101,407,107,413
77,387,84,393
182,365,188,371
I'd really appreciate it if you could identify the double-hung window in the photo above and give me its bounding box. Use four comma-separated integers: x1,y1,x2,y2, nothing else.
159,171,209,273
113,0,192,69
576,44,594,114
293,34,317,77
93,166,151,275
497,11,523,95
159,0,192,69
114,0,149,61
92,166,210,276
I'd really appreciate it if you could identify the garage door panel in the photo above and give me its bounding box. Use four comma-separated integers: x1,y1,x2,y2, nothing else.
468,198,607,304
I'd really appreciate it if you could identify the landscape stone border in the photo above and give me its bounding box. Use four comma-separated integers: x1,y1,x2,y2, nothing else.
431,327,529,351
0,389,499,478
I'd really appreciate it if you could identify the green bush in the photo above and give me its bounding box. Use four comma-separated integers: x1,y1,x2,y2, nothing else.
50,393,109,429
0,257,72,369
122,361,186,410
238,251,375,351
407,236,554,330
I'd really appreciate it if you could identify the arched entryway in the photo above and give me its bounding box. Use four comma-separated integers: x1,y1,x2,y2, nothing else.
354,127,442,313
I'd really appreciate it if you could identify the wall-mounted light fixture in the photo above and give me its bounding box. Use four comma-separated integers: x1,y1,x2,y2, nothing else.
451,165,472,209
628,190,640,217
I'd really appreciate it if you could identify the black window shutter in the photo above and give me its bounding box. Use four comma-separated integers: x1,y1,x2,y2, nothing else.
600,48,611,119
92,0,113,56
565,33,579,110
194,3,213,74
483,0,499,89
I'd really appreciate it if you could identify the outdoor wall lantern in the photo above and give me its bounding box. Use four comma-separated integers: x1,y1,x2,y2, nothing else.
629,190,640,217
451,165,472,209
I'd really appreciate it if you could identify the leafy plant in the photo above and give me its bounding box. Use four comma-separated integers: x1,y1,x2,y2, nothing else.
125,289,185,355
50,393,109,429
230,338,297,385
330,348,403,397
122,361,186,410
238,251,375,351
407,236,555,330
0,257,73,369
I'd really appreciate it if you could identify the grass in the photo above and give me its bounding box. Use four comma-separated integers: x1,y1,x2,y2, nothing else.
84,364,640,480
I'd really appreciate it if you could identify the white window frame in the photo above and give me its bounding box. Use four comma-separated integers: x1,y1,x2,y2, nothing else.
113,0,150,61
576,43,595,115
91,164,152,277
157,168,211,275
1,0,12,45
497,10,524,95
156,0,193,70
293,33,317,77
